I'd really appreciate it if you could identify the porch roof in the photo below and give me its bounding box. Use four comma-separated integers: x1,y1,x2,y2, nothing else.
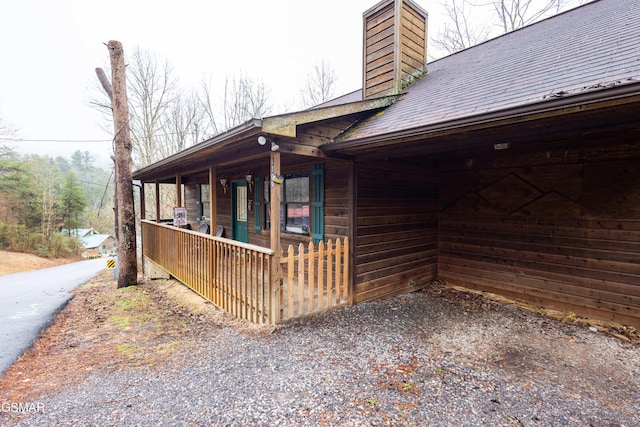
132,97,394,182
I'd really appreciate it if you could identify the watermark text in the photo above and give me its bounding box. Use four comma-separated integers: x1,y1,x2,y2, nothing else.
1,402,45,414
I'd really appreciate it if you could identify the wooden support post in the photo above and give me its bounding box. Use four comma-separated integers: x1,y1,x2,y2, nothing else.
176,174,182,207
209,167,217,235
155,181,161,222
140,183,146,220
348,160,356,305
140,182,146,277
269,151,282,324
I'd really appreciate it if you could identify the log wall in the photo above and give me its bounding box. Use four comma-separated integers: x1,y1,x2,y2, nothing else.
438,158,640,327
182,157,351,249
354,159,439,302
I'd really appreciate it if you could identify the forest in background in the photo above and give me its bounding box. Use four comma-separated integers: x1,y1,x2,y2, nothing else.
0,146,114,257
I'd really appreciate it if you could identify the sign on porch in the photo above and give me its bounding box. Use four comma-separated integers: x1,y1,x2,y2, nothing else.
173,207,187,226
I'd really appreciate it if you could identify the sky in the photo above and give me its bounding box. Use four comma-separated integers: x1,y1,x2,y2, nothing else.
0,0,451,168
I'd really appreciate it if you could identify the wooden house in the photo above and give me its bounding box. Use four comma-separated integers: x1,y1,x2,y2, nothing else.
133,0,640,327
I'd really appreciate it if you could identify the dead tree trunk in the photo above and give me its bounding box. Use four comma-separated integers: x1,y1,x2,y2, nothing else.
95,67,119,243
107,40,138,288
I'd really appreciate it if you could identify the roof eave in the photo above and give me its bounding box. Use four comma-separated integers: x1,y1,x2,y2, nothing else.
325,80,640,153
132,119,262,180
261,95,398,137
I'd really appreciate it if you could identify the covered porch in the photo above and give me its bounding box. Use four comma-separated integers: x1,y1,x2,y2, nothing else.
132,104,382,324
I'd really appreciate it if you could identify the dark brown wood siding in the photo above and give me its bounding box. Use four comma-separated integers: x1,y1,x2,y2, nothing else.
181,157,351,250
354,159,439,303
438,158,640,327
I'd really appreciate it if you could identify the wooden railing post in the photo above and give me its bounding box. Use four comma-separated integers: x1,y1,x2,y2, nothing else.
269,151,282,324
155,181,160,222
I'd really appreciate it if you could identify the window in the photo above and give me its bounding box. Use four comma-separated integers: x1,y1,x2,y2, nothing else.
264,173,310,236
197,184,210,221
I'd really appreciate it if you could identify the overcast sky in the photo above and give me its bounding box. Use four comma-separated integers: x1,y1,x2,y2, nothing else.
0,0,449,167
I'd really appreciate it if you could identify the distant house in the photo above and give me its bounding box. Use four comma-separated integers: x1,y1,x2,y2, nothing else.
64,228,116,257
80,234,116,257
133,0,640,327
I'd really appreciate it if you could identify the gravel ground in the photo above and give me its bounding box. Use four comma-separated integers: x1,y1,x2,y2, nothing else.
2,283,639,426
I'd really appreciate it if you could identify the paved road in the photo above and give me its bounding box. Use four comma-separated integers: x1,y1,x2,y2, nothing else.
0,258,106,375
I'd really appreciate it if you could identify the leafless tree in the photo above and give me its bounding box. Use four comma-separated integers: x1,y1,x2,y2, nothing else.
300,60,338,108
198,73,273,136
492,0,573,32
221,74,272,130
158,90,202,156
433,0,585,56
433,0,491,54
0,115,17,139
126,48,179,166
92,48,209,168
198,75,221,138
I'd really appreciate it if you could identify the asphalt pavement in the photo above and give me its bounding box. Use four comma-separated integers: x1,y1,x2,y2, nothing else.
0,258,106,375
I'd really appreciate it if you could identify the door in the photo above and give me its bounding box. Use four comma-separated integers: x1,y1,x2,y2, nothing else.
232,180,249,243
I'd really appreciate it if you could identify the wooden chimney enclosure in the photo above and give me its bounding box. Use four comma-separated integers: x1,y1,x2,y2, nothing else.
363,0,428,98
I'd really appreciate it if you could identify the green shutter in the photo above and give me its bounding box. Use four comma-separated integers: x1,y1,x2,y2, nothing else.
195,184,201,222
311,164,324,244
254,174,262,234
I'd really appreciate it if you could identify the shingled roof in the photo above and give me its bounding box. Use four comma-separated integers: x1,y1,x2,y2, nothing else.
334,0,640,144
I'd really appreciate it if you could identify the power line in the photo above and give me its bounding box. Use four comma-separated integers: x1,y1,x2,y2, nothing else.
0,137,112,143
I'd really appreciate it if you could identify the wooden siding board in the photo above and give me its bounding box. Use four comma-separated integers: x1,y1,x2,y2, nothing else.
439,246,640,297
439,158,640,327
366,25,395,48
354,160,439,302
438,272,640,326
438,263,640,316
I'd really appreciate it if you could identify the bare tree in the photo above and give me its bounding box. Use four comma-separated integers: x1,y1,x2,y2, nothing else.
198,75,221,138
127,48,178,166
300,60,338,108
493,0,573,32
433,0,585,55
198,74,273,136
433,0,491,55
157,90,202,156
221,74,272,130
0,114,17,140
92,48,209,167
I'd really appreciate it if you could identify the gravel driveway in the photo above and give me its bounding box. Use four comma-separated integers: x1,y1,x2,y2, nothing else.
2,280,639,426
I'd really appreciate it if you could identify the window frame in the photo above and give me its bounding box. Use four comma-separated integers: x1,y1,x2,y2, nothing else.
264,172,310,237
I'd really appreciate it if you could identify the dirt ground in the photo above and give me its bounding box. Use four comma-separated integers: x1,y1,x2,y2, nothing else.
0,251,81,276
0,251,638,425
0,268,252,403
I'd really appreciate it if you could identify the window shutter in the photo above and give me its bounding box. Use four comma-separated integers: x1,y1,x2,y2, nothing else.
253,174,262,234
195,184,201,222
311,164,324,244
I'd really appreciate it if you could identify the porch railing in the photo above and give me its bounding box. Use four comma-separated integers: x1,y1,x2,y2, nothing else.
142,220,275,324
280,239,350,321
141,220,349,324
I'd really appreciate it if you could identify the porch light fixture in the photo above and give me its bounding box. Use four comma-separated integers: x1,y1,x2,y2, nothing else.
245,172,253,192
271,141,280,152
219,177,228,195
257,135,267,146
493,142,510,150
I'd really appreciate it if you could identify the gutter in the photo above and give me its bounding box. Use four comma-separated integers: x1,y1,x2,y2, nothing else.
324,79,640,152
